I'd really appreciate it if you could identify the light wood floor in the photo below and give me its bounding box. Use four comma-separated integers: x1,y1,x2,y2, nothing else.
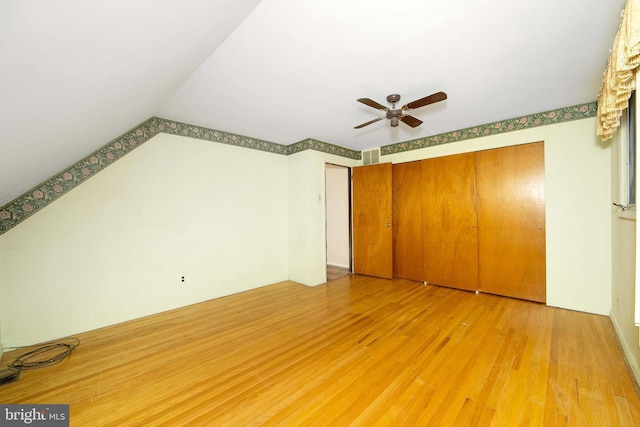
1,275,639,426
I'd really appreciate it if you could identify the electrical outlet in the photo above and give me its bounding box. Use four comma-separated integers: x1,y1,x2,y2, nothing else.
181,276,185,283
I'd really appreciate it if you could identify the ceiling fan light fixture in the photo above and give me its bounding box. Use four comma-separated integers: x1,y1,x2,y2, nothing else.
354,91,447,130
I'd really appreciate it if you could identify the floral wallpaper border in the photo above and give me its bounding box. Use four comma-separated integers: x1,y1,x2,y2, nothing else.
380,102,597,155
0,102,596,235
288,138,361,159
0,117,361,234
155,118,361,159
156,117,290,155
0,118,160,235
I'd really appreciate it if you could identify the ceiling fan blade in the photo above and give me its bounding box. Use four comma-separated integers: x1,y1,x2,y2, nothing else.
354,117,384,129
400,115,423,128
403,91,447,110
357,98,388,111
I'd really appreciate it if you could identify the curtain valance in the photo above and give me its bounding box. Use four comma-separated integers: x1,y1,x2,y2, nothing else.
597,0,640,141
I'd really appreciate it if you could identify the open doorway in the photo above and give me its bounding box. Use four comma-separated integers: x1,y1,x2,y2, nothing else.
325,163,351,281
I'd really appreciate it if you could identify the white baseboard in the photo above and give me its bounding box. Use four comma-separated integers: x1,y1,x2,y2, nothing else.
610,312,640,387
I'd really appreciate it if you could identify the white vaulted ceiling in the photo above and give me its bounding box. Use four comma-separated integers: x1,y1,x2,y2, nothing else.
0,0,626,205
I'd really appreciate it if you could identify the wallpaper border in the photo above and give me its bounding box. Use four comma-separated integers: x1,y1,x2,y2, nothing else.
380,102,597,155
0,117,360,234
288,138,361,159
156,117,290,155
0,103,595,235
0,118,160,235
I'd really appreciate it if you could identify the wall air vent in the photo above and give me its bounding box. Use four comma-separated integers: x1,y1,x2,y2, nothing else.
362,148,380,165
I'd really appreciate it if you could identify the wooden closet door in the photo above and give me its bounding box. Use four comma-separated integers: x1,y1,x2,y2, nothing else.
422,153,479,291
352,163,393,279
476,142,546,303
392,161,424,281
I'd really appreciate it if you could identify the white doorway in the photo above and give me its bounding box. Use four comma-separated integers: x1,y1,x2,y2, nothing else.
325,164,351,280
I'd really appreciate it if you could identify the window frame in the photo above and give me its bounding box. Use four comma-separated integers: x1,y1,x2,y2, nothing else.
627,90,636,207
618,89,637,220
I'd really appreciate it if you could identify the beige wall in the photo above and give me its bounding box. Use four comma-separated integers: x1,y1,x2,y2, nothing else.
288,150,359,286
0,133,290,347
383,117,612,315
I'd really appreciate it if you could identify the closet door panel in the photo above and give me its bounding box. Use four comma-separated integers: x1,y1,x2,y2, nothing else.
476,142,546,302
353,163,393,279
392,161,424,281
422,153,479,291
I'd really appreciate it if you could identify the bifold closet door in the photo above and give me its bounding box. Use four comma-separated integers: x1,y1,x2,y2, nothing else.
475,142,546,303
353,163,393,279
392,161,424,281
422,153,479,291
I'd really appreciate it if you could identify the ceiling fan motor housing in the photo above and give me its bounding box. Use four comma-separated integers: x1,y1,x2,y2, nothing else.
386,109,402,127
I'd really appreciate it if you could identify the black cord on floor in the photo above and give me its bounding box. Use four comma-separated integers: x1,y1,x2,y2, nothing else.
8,338,80,370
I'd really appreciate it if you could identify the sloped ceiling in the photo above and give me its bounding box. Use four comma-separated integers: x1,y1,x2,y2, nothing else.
0,0,626,206
0,0,262,206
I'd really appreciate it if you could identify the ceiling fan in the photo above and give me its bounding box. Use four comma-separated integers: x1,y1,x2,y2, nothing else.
354,91,447,129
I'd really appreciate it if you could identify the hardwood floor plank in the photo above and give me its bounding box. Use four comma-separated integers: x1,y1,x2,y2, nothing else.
1,276,639,426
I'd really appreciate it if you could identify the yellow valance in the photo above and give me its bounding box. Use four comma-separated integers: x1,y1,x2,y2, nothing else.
597,0,640,141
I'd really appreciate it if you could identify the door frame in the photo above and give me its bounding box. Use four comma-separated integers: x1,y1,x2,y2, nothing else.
324,163,353,275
